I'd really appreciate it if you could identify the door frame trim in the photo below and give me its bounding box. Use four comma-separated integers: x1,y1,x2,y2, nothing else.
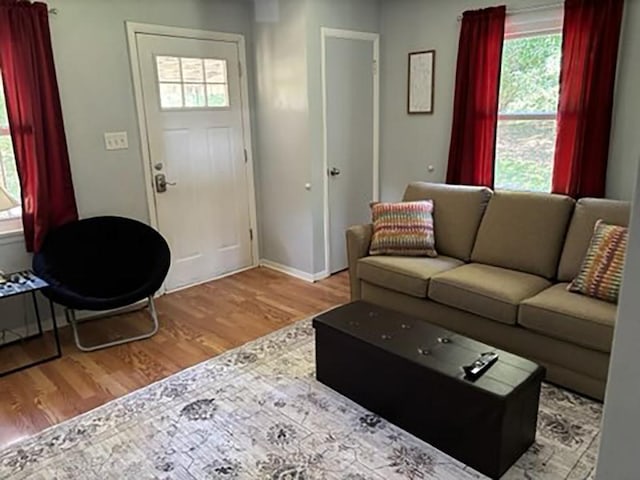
126,22,260,291
321,27,380,278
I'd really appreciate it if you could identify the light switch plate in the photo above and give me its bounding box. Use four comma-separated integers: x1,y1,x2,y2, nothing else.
104,131,129,151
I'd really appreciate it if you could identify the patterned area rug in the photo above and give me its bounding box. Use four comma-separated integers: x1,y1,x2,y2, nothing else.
0,319,602,479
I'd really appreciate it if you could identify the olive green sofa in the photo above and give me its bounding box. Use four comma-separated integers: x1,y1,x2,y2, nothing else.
347,182,630,400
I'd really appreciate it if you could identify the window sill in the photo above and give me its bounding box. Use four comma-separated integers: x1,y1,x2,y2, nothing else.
0,224,23,245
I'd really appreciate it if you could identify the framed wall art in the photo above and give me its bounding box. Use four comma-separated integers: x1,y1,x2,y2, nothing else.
407,50,435,114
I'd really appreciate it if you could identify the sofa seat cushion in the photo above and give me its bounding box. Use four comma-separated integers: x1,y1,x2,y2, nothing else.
357,255,464,298
519,283,616,353
429,263,551,325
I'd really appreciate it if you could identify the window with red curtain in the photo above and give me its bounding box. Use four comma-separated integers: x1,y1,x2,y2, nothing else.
0,0,78,251
448,1,624,198
552,0,625,198
446,6,506,188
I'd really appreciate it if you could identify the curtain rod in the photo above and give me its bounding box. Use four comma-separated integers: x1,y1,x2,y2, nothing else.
17,1,58,14
457,2,563,22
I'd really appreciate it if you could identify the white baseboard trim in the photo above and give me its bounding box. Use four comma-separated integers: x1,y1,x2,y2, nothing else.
164,263,258,294
1,313,69,342
259,260,328,283
314,270,330,281
1,323,47,343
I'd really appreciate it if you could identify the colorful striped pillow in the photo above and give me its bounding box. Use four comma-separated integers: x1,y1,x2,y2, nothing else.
568,220,627,303
369,201,437,257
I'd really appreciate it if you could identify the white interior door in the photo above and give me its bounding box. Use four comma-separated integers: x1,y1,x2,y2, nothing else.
325,31,378,274
137,34,253,291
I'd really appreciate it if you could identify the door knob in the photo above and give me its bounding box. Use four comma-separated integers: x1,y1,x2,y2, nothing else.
329,167,341,177
154,173,176,193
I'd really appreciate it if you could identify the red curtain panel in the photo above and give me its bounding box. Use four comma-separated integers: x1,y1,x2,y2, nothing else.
552,0,625,198
0,0,78,252
446,6,506,188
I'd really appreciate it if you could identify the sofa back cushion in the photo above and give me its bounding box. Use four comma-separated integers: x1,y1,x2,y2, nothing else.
471,191,575,279
557,198,630,282
402,182,492,261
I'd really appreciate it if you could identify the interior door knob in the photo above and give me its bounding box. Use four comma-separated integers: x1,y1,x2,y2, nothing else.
329,167,341,177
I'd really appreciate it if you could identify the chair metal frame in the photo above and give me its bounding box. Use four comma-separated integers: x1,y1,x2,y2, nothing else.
64,295,159,352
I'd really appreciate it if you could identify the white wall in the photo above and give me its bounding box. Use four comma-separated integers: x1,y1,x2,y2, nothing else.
254,0,380,277
0,234,39,330
50,0,255,222
379,0,640,202
606,0,640,200
253,0,315,274
0,0,255,327
306,0,381,274
596,159,640,479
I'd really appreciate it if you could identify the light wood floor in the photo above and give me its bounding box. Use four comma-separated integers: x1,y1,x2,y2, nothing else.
0,267,350,450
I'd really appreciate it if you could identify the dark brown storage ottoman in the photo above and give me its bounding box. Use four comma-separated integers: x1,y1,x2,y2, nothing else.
313,301,545,479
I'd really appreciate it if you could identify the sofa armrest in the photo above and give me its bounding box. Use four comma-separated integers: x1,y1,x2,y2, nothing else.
346,224,373,300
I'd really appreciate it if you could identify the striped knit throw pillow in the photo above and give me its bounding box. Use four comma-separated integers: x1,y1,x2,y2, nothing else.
568,220,628,303
369,201,437,257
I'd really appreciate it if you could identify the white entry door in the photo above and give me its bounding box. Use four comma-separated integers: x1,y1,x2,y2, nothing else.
136,33,254,291
324,30,379,274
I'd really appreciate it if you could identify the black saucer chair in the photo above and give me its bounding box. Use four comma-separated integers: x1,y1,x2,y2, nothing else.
33,216,171,352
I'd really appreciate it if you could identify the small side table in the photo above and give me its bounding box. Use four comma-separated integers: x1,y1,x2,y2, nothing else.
0,270,62,376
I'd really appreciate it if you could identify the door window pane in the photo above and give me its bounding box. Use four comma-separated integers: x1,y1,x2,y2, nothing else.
206,84,229,107
184,84,206,108
180,58,204,83
205,59,227,83
156,56,181,82
159,83,183,109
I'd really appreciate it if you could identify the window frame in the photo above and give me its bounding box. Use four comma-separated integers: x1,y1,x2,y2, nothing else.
494,9,564,193
0,216,22,235
0,89,23,236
